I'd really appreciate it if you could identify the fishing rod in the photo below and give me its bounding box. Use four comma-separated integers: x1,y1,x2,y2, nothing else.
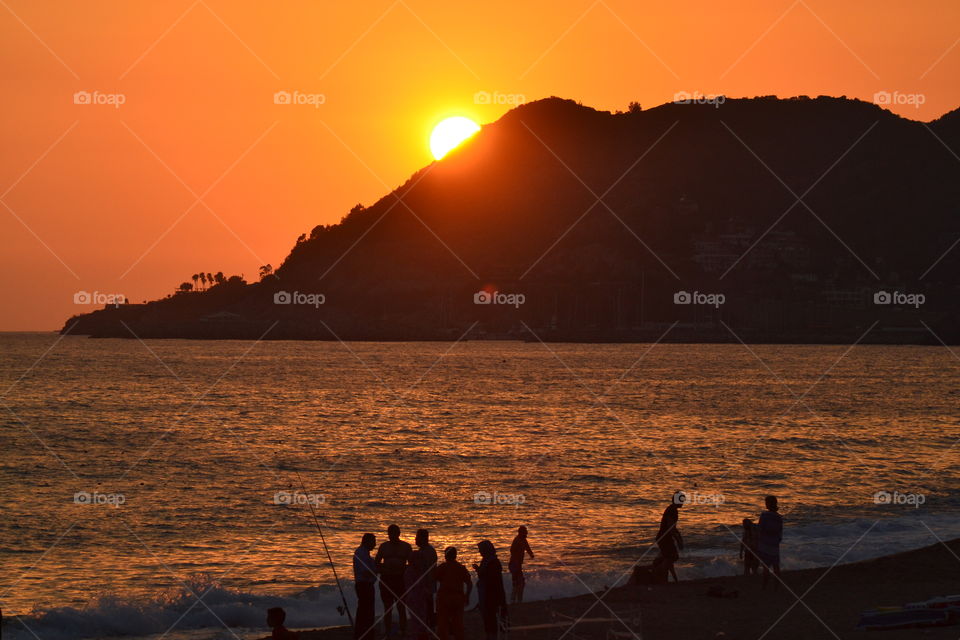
295,471,354,627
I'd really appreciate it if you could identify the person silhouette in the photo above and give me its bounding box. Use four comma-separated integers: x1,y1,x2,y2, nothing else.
375,524,412,637
757,495,784,589
404,545,432,640
436,546,472,640
508,526,534,603
266,607,298,640
414,528,438,628
353,533,378,640
474,540,507,640
655,491,685,582
739,518,759,577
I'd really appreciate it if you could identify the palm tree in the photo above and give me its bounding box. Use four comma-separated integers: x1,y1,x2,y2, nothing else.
206,273,214,289
199,273,207,290
191,274,199,290
214,271,226,286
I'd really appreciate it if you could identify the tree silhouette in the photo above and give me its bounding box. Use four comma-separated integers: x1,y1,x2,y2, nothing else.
178,282,193,293
199,273,207,290
259,264,273,280
191,274,199,290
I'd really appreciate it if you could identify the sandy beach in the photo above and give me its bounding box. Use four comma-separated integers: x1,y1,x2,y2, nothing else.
298,538,960,640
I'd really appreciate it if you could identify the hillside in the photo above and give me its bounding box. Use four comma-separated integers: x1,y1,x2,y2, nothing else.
62,96,960,342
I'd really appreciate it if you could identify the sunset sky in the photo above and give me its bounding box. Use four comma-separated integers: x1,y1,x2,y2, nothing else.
3,1,959,330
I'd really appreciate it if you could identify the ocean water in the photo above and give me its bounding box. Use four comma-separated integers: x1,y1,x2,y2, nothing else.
1,333,958,640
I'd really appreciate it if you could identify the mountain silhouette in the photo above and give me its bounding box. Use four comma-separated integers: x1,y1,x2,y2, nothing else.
63,96,960,343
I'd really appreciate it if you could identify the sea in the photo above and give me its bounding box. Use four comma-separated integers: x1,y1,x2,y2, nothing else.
1,333,958,640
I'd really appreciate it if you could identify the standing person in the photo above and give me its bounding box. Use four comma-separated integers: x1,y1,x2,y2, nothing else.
375,524,412,638
655,492,685,583
353,533,378,640
415,529,439,628
739,518,759,577
404,546,432,640
508,526,535,603
436,547,472,640
474,540,507,640
757,495,784,590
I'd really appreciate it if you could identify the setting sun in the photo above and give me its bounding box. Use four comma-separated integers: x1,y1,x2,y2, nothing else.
430,116,481,160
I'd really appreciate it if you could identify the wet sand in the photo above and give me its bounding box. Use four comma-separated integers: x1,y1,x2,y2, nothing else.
299,538,960,640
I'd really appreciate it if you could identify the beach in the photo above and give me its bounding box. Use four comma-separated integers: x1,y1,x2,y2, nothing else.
297,538,960,640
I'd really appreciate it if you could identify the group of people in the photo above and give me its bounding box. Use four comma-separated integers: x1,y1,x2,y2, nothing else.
648,492,785,589
266,497,784,640
352,525,535,640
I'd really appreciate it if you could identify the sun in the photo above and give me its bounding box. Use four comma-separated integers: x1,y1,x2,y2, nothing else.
430,116,480,160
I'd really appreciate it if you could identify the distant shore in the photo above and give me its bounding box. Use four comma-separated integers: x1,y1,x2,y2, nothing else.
296,538,960,640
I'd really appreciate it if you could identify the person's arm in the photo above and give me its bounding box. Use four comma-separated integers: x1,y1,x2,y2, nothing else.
374,546,384,570
525,539,534,558
463,568,473,604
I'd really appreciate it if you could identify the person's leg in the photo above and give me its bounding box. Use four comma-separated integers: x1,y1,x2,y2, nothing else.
354,584,363,640
395,577,407,634
451,603,465,640
436,599,449,640
380,581,396,634
516,570,526,603
482,605,497,640
356,583,374,640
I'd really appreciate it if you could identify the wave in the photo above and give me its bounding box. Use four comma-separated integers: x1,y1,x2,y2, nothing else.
2,576,347,640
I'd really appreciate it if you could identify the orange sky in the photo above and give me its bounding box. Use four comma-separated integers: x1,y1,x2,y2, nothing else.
3,0,959,330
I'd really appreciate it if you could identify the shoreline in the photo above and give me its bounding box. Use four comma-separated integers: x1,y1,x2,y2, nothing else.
296,538,960,640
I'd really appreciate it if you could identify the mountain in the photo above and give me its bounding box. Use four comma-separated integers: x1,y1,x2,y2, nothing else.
62,96,960,343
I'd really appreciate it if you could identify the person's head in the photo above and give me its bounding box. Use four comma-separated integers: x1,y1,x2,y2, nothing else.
387,524,400,541
517,525,528,538
416,528,429,547
742,517,753,529
445,546,458,562
361,532,376,550
672,490,687,508
266,607,286,628
765,495,779,512
477,540,496,559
